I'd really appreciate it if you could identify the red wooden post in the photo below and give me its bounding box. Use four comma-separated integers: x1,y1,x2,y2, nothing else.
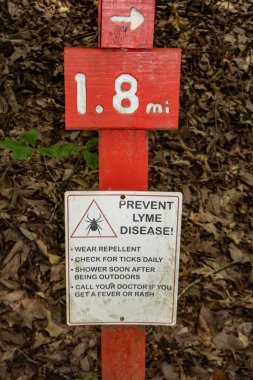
64,1,181,379
99,130,148,379
101,325,146,380
99,130,148,192
98,1,151,375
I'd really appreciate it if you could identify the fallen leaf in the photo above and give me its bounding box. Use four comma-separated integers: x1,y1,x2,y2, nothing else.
44,309,67,338
2,239,25,266
212,369,229,380
19,226,36,241
161,362,178,380
73,342,88,358
31,331,51,349
229,243,251,263
213,331,246,351
80,356,91,372
239,170,253,187
36,239,61,264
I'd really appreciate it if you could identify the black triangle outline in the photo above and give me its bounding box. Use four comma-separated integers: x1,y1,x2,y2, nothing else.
71,199,117,238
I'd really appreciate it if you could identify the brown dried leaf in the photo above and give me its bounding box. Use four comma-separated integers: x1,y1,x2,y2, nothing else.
36,239,61,264
0,95,8,113
21,298,47,319
229,243,251,263
31,332,51,350
19,226,36,241
44,309,67,338
1,350,15,362
1,246,29,280
50,264,64,282
1,290,26,304
237,322,252,337
239,170,253,187
80,355,91,372
161,362,178,380
190,211,232,226
73,342,88,358
213,332,246,351
212,369,229,380
227,230,244,244
2,239,25,266
182,185,192,204
0,278,19,290
0,330,25,345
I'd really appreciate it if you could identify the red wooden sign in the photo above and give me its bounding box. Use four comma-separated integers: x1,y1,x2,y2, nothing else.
65,1,182,378
100,0,155,48
64,48,181,130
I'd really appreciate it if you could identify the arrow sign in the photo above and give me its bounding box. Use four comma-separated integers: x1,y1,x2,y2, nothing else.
110,7,144,31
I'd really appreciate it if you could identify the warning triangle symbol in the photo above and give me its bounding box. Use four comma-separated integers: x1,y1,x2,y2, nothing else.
71,200,117,238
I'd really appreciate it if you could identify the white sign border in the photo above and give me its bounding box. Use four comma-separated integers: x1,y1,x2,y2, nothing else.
65,191,182,326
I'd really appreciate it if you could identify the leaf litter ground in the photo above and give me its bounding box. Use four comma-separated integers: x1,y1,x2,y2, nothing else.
0,0,252,379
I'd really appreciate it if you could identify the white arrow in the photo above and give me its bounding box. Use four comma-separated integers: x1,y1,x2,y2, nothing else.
110,7,144,31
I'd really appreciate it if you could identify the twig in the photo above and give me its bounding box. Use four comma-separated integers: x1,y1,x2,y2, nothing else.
0,162,11,183
221,0,232,96
47,202,58,223
178,260,240,300
42,365,71,380
213,94,222,173
43,155,59,187
14,348,38,366
14,348,71,380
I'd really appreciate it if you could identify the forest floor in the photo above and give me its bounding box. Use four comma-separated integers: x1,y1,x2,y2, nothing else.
0,0,252,379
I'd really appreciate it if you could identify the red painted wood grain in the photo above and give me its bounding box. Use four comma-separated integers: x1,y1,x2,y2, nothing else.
99,130,148,191
64,48,181,130
99,130,148,380
100,0,155,48
101,325,146,380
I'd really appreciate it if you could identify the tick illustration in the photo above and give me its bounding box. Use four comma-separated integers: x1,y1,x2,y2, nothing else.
85,214,103,235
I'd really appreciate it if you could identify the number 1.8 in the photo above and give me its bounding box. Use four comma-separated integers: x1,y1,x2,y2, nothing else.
75,73,139,115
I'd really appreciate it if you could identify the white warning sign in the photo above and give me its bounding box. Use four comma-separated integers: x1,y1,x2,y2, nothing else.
65,191,182,326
